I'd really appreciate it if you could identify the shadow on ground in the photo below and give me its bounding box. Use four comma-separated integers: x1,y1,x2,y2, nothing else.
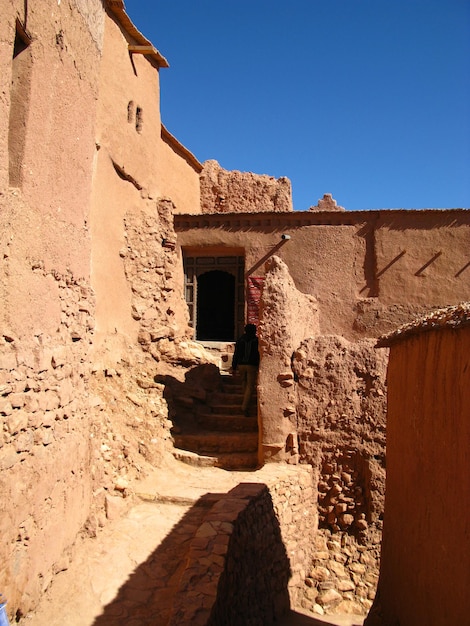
91,493,219,625
92,482,293,625
282,611,363,626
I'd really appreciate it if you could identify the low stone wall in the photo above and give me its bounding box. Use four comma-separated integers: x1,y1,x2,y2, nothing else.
168,465,316,625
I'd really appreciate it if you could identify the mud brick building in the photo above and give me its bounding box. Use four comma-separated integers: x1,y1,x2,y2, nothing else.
1,0,469,622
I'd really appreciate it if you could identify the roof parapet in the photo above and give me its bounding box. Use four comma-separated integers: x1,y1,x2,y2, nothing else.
161,124,203,172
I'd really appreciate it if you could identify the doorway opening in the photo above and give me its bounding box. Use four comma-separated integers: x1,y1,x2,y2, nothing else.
184,253,245,342
197,271,235,341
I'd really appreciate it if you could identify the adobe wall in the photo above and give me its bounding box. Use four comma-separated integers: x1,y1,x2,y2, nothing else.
175,209,468,616
0,0,103,616
256,257,387,615
159,127,203,214
367,316,470,626
90,10,200,359
200,159,293,214
292,336,387,614
91,9,163,357
175,209,470,340
258,256,320,463
1,1,468,623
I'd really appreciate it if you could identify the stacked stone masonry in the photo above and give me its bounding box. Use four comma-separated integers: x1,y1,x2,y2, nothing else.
123,199,212,366
169,465,316,625
0,269,95,615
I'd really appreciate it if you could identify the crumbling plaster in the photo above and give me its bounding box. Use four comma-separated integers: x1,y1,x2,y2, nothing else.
91,8,201,357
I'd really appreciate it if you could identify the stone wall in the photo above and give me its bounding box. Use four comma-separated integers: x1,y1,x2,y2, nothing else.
122,198,217,368
200,160,293,214
0,0,103,616
0,265,96,616
291,335,387,615
168,465,316,625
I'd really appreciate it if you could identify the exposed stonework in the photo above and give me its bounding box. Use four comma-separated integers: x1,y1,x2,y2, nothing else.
0,267,95,615
2,0,470,622
293,336,387,482
200,159,293,213
289,335,387,616
121,197,217,370
310,193,345,212
123,199,190,343
169,465,316,625
308,527,380,616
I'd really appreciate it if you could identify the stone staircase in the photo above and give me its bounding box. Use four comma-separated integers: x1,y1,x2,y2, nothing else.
172,372,259,470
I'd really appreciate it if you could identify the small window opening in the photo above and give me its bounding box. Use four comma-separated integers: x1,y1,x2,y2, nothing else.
127,100,135,123
135,106,143,133
13,19,31,58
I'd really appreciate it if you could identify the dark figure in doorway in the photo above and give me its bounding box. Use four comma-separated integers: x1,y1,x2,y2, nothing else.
232,324,260,416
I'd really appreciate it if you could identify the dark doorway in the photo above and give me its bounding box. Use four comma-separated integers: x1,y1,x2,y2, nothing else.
196,270,235,341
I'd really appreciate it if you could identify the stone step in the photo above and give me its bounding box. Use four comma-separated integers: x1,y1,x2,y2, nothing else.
173,431,258,455
203,403,257,416
172,448,259,471
210,391,244,404
197,412,258,432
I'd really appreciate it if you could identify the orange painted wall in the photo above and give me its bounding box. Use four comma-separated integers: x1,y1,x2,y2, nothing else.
371,326,470,625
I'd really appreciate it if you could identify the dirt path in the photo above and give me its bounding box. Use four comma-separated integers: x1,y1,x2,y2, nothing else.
19,461,364,626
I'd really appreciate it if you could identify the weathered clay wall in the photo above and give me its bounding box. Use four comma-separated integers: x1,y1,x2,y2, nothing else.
90,10,201,360
175,212,469,615
91,9,162,357
374,214,470,306
292,336,387,614
258,256,320,463
293,336,387,520
175,210,470,340
0,0,103,616
1,1,103,221
200,159,293,214
367,319,470,626
94,11,162,198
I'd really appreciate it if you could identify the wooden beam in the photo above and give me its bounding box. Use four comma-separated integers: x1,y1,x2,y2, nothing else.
128,45,156,55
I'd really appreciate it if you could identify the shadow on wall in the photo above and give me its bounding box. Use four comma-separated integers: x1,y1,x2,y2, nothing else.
206,483,291,625
91,484,293,625
155,363,222,428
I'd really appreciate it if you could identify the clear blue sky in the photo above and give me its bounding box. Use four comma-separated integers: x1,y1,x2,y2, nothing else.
124,0,470,211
